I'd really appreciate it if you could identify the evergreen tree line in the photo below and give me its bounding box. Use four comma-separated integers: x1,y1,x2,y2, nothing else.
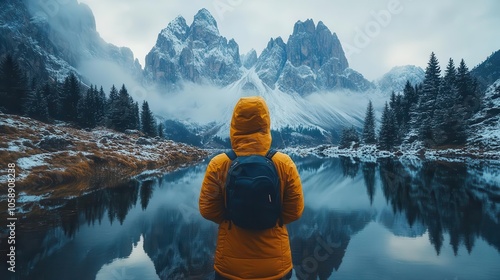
0,54,162,137
344,52,482,150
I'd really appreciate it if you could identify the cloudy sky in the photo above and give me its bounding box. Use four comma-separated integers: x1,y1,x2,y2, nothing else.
79,0,500,81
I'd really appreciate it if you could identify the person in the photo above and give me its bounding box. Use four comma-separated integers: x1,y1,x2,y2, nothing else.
199,96,304,280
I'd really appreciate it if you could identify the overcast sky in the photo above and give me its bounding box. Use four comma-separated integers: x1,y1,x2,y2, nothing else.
78,0,500,81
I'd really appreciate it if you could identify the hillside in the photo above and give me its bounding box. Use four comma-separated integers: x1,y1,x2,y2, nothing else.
0,113,208,200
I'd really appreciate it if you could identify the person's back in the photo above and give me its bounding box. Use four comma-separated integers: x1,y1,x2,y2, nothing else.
199,96,304,280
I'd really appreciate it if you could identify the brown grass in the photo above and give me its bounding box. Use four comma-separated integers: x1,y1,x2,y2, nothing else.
1,113,208,200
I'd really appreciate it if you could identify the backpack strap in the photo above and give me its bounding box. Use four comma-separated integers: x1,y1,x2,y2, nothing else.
225,150,237,161
265,149,283,227
265,149,277,159
224,149,237,230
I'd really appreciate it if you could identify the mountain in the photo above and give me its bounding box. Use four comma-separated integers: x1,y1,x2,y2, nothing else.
255,19,373,95
471,49,500,90
0,0,141,84
241,49,257,69
144,8,242,90
468,79,500,151
249,19,372,95
376,65,425,94
145,11,372,95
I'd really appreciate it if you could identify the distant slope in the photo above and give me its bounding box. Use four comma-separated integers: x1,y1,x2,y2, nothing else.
376,65,425,94
472,49,500,90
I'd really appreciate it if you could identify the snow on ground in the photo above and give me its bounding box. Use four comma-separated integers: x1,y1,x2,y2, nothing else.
1,113,208,202
17,153,51,170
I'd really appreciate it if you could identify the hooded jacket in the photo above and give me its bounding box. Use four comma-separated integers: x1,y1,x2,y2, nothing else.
199,96,304,280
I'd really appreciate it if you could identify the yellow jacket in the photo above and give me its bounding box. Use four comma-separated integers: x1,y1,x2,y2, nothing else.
199,96,304,279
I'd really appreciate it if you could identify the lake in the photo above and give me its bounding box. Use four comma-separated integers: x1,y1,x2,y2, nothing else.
1,155,500,280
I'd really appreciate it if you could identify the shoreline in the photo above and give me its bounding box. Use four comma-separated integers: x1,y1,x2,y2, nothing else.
0,113,209,207
282,143,500,162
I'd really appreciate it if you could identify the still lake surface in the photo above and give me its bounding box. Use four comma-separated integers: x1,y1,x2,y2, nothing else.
2,155,500,280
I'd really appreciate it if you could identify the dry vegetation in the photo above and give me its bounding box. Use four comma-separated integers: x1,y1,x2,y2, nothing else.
0,113,208,199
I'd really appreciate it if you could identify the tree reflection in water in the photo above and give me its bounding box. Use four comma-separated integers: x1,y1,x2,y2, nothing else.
4,157,499,280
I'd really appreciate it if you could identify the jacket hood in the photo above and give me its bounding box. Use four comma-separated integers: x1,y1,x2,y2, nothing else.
230,96,272,154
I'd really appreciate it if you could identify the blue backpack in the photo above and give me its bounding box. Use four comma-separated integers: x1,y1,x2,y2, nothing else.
224,149,282,230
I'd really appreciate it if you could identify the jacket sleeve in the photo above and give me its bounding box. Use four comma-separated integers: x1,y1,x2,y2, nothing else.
279,154,304,224
199,154,226,224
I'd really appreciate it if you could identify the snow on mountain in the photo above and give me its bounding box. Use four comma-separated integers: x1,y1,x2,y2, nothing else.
256,19,373,95
240,49,257,69
0,0,141,84
468,79,500,150
144,8,242,90
376,65,425,94
155,64,383,147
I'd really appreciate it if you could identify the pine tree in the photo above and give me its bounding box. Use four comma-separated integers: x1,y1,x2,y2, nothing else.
60,72,81,122
378,102,395,150
95,86,107,126
40,82,59,120
131,101,140,130
107,84,136,132
0,54,28,114
141,101,157,137
389,92,405,145
432,58,456,146
339,126,359,148
25,87,49,122
158,122,165,138
456,59,480,118
78,85,100,128
418,52,441,145
401,81,417,135
362,100,376,144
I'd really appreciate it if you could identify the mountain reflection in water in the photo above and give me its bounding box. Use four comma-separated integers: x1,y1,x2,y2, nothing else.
2,156,499,280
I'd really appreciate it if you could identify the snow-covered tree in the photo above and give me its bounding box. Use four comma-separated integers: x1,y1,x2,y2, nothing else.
456,59,480,118
417,52,441,145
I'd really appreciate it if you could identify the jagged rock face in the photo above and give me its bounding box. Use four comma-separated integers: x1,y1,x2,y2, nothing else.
0,0,141,82
255,38,287,89
287,20,348,71
255,19,371,95
241,49,257,69
144,8,242,89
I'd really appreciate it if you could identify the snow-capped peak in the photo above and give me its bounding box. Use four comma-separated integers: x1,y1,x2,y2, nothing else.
377,65,425,94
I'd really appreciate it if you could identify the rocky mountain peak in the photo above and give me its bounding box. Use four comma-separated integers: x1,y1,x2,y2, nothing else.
144,8,241,90
161,16,189,40
191,8,219,45
287,19,348,71
193,8,218,29
292,19,316,35
253,19,369,95
241,49,257,69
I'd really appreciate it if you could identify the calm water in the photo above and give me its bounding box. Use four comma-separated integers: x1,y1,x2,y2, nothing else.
1,156,500,280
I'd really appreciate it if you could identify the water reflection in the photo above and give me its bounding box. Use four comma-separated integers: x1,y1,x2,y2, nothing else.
1,157,499,280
